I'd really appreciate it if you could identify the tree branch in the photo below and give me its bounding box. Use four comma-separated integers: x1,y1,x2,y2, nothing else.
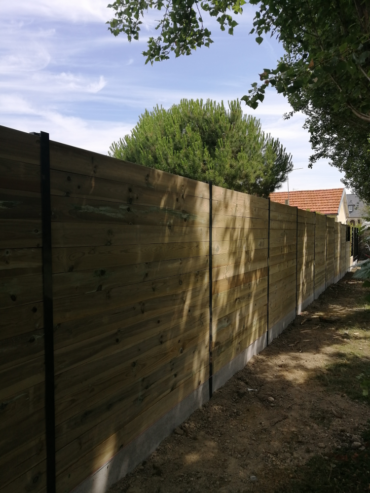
358,64,370,83
346,103,370,122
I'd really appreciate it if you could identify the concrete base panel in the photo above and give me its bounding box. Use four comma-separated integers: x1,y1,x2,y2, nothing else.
213,332,267,393
71,380,210,493
268,307,296,343
298,293,314,313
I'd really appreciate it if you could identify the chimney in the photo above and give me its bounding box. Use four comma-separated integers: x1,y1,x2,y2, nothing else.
285,199,289,205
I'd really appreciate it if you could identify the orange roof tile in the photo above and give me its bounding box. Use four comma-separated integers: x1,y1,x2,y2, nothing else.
269,188,345,215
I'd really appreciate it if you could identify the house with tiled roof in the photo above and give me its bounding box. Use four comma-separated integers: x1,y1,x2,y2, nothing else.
346,194,369,226
269,188,349,224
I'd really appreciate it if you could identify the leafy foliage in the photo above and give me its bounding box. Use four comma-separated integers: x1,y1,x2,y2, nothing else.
109,99,293,197
107,0,370,201
242,0,370,202
107,0,244,63
243,0,370,124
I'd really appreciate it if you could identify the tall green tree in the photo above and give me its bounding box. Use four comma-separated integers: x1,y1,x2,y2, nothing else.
109,99,293,197
107,0,370,200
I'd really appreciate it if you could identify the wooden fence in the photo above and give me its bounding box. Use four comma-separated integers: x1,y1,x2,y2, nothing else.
0,125,351,493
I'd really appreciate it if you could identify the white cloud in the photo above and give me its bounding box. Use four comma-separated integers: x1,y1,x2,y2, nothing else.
0,0,112,23
52,73,107,93
0,44,51,74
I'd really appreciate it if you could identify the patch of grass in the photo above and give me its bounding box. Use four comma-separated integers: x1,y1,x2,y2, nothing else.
316,355,370,405
276,423,370,493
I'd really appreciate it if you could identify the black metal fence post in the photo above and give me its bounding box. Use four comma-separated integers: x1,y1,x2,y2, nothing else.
313,212,316,299
208,181,213,399
266,198,270,346
40,131,56,493
296,207,299,314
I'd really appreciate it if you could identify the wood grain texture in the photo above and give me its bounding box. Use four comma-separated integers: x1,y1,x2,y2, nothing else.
0,126,40,165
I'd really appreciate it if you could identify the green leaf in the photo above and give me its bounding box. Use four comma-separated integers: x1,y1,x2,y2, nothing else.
256,36,263,44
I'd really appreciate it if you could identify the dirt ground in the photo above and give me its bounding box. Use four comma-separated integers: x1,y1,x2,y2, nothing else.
108,272,370,493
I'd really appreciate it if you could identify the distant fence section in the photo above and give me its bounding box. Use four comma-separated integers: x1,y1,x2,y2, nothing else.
0,125,352,493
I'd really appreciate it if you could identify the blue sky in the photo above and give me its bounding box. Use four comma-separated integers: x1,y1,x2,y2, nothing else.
1,0,346,192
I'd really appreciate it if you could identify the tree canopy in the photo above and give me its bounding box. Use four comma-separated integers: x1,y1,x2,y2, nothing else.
109,99,293,197
107,0,370,201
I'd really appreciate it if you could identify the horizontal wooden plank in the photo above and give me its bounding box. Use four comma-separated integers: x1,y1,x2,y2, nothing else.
53,267,208,325
212,214,268,231
0,273,43,309
0,403,44,459
269,258,296,275
0,126,40,165
213,227,268,243
211,184,268,210
270,228,297,241
50,167,210,212
0,158,41,194
269,264,296,285
213,281,267,321
214,302,267,349
0,189,41,222
213,247,268,269
297,209,316,224
269,236,296,248
0,382,44,440
54,301,207,377
51,222,208,248
0,219,42,248
269,284,296,308
0,328,44,372
270,219,296,230
54,284,208,354
212,267,268,295
0,302,43,341
52,241,209,274
269,251,296,267
0,248,42,277
52,255,209,300
270,201,297,217
0,461,46,493
269,243,296,258
50,139,210,198
0,356,44,401
269,271,295,294
297,223,315,235
51,193,209,229
0,433,46,493
213,258,268,284
213,237,268,254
